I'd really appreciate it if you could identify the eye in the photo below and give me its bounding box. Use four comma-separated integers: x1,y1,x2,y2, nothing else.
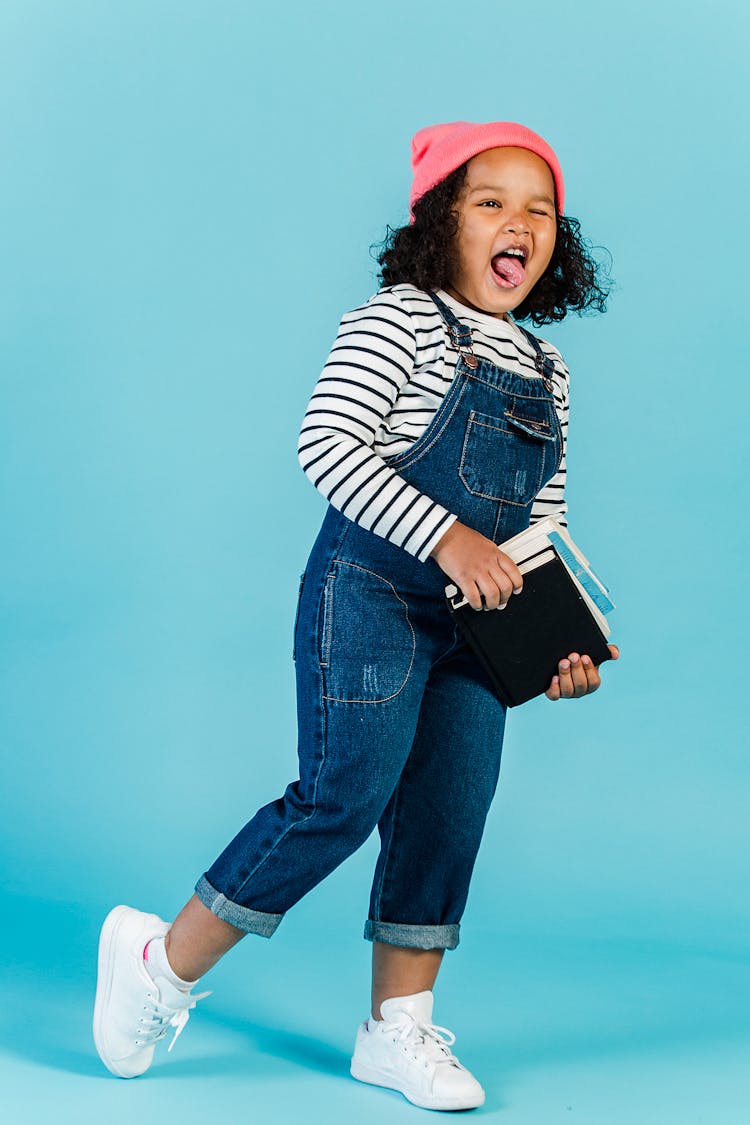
530,209,554,217
479,200,501,208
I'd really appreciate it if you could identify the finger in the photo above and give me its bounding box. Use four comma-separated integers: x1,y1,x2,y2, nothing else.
482,565,514,610
557,658,575,698
473,564,513,611
545,674,561,701
580,654,601,692
463,582,484,612
496,549,524,594
608,644,620,660
566,653,589,697
474,575,501,611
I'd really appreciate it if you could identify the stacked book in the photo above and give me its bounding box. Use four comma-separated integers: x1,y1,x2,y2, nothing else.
444,516,616,708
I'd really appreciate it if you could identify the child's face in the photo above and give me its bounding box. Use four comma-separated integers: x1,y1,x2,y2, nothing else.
446,146,557,318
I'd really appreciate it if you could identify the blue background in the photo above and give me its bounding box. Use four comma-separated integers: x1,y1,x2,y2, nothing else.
2,1,748,1121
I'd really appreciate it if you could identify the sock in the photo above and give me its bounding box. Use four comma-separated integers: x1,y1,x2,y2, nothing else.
143,935,198,992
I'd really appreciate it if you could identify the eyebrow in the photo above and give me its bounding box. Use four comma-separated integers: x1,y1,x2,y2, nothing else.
468,185,555,206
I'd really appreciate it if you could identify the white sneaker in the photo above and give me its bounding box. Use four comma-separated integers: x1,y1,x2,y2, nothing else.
93,904,210,1078
350,990,485,1111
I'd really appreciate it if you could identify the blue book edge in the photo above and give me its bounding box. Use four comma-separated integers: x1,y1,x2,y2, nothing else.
547,531,616,615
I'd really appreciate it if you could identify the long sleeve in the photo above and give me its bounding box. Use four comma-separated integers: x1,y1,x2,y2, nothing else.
297,289,458,562
529,356,569,529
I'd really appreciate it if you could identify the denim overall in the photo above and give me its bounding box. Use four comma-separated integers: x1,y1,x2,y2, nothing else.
196,292,563,950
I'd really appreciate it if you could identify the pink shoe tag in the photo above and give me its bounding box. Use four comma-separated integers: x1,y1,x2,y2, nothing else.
143,940,151,962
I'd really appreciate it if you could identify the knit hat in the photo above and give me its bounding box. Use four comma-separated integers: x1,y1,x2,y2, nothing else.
409,120,565,221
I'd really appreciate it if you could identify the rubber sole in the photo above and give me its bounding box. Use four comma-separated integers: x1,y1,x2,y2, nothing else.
350,1059,485,1111
93,905,135,1077
92,905,167,1079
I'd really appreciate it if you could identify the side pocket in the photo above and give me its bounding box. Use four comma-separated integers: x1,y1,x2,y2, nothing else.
292,571,306,662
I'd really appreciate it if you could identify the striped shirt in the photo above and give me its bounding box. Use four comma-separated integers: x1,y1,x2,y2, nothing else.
298,284,570,563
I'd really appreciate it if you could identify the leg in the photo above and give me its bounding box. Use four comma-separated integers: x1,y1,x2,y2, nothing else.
165,894,245,980
371,941,444,1019
94,553,434,1080
194,554,433,937
95,678,432,1079
350,645,501,1107
366,640,506,959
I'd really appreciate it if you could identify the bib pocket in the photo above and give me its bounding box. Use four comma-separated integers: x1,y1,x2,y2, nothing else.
459,406,557,507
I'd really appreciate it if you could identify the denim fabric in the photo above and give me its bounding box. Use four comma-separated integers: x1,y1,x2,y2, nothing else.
197,292,563,950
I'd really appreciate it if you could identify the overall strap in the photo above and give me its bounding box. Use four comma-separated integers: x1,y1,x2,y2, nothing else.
515,322,557,384
430,292,555,384
428,292,478,368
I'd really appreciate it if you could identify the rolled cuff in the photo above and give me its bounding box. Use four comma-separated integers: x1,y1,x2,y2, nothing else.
364,919,460,950
195,874,284,938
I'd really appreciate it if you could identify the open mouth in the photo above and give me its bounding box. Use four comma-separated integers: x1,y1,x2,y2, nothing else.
490,247,527,289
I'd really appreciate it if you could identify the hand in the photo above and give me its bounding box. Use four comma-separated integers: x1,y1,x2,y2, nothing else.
545,645,620,701
430,520,525,611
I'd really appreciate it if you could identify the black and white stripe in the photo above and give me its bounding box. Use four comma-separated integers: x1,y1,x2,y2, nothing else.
298,284,570,563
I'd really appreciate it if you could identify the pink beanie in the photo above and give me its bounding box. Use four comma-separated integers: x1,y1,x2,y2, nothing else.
409,120,565,220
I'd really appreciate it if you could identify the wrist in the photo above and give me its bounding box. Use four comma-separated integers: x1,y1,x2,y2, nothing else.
429,519,463,559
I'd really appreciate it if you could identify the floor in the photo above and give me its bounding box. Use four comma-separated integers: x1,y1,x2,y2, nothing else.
3,894,748,1124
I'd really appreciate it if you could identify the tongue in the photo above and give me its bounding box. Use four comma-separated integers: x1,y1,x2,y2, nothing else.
492,254,526,287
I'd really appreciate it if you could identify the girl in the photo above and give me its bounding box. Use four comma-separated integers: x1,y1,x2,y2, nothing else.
93,119,619,1112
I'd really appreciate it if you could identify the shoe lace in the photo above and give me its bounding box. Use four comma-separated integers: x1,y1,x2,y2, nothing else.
137,988,212,1052
391,1014,458,1066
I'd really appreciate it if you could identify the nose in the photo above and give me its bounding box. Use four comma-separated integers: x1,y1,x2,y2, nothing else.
503,207,529,234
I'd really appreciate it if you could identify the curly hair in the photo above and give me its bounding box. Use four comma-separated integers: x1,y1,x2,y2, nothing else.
374,163,612,326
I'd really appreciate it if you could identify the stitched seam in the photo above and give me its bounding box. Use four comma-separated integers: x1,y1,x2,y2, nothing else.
466,369,550,397
319,572,335,667
292,571,306,662
552,408,564,475
386,378,468,472
463,409,555,438
231,668,329,901
322,560,416,704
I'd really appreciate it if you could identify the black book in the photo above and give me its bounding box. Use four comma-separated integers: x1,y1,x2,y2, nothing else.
444,519,614,708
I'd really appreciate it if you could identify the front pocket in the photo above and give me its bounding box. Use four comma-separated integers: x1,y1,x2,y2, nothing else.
459,408,556,506
321,561,415,703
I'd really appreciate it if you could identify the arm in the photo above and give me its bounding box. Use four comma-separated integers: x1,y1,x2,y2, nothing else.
297,289,458,562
